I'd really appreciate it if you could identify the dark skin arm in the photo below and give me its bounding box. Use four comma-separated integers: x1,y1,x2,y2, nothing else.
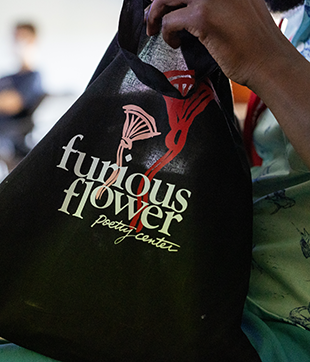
146,0,310,169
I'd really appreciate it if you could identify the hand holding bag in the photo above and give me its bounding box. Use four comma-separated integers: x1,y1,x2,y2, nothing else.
0,0,260,361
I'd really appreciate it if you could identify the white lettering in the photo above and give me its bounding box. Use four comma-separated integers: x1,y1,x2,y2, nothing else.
58,177,85,217
125,173,150,197
90,185,114,209
91,214,180,252
158,211,183,236
114,190,148,219
57,134,192,243
57,134,84,171
140,205,163,230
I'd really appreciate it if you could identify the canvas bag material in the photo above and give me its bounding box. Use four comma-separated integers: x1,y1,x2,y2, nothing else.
0,0,260,361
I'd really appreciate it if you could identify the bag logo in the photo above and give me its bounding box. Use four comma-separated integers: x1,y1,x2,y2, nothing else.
96,105,161,199
57,70,216,252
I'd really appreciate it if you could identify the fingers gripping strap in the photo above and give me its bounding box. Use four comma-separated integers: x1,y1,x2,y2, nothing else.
118,0,219,99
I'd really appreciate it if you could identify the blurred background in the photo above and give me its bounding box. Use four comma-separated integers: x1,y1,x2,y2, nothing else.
0,0,123,178
0,0,123,94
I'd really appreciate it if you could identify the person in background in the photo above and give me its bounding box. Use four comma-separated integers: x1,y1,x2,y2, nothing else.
146,0,310,361
0,22,45,173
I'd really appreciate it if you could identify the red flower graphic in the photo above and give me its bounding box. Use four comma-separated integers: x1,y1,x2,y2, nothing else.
130,70,216,232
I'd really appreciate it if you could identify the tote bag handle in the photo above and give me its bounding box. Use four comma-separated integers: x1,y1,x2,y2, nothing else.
118,0,219,99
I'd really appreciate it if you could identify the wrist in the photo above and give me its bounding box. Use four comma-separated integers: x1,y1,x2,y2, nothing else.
245,36,303,109
245,37,310,169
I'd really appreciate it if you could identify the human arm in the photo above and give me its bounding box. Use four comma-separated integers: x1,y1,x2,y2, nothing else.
146,0,310,169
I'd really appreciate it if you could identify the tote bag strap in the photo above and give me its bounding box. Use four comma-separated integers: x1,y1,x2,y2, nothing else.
118,0,219,99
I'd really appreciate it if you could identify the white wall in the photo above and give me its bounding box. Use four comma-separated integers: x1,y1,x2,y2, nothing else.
0,0,124,96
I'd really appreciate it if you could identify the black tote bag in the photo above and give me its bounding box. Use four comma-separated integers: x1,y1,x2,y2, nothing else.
0,0,260,361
